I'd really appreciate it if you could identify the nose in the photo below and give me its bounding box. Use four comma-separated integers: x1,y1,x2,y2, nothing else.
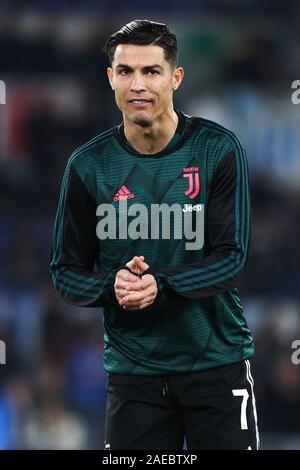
130,72,146,92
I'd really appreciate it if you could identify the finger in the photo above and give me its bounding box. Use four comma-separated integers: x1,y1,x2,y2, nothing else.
119,293,146,307
133,255,144,264
126,256,145,275
125,281,144,292
115,280,142,302
125,286,157,308
125,260,137,271
126,277,154,292
117,269,139,283
134,257,149,272
119,291,146,305
115,278,129,290
115,288,129,299
128,256,147,272
120,287,155,306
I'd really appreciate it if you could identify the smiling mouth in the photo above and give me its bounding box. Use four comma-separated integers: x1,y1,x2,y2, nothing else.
128,99,152,104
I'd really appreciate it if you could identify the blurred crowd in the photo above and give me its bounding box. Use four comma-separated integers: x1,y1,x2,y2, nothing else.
1,4,300,449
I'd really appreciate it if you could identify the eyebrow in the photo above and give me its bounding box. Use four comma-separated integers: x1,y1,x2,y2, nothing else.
115,64,163,71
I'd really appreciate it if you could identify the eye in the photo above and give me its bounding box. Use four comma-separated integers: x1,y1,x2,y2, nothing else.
147,70,159,76
119,69,130,75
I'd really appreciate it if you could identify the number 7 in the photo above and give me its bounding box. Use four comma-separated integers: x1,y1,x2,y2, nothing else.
232,389,249,430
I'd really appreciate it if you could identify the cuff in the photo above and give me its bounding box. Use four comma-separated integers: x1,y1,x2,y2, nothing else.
122,265,143,278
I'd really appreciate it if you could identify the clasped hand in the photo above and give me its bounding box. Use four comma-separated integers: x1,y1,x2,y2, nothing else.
114,256,158,310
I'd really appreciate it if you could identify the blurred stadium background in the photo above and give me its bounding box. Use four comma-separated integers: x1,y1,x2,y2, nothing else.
1,0,300,450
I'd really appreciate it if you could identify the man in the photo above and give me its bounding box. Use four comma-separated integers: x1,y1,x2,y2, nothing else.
50,20,259,450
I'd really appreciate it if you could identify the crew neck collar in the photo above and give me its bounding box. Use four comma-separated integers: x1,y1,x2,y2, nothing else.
113,109,192,158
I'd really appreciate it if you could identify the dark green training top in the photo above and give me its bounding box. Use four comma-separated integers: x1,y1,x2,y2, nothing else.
50,110,254,375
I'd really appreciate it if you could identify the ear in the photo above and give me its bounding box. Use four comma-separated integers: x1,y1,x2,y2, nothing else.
172,67,184,91
107,67,114,90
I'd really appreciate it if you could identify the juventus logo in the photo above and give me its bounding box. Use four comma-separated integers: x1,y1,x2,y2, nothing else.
183,167,200,199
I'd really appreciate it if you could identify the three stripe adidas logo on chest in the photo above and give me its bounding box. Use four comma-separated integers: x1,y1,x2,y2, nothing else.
113,185,135,201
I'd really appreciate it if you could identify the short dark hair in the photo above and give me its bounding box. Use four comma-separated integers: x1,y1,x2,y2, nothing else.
102,20,178,69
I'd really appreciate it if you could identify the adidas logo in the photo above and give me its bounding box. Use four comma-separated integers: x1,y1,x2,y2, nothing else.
113,185,135,201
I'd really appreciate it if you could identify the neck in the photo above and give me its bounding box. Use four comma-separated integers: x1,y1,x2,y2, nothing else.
123,107,179,154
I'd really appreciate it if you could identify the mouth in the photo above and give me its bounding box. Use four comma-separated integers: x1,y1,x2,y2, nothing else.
128,99,153,106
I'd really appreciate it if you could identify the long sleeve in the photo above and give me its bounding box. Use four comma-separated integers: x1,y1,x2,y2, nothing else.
149,144,251,300
50,158,117,308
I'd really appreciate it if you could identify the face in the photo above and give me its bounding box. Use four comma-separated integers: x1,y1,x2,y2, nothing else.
107,44,184,127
